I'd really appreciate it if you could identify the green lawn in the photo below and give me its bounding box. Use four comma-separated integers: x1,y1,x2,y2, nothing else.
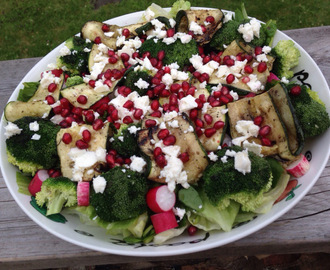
0,0,329,60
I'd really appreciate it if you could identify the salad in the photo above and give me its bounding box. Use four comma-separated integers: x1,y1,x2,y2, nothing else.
3,1,330,245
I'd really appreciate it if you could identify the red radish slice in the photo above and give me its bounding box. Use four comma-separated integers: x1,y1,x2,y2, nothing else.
77,181,90,206
28,169,49,196
286,154,310,178
267,72,280,82
150,211,178,234
146,185,176,213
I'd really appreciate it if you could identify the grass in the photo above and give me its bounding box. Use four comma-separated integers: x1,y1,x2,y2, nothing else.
0,0,329,60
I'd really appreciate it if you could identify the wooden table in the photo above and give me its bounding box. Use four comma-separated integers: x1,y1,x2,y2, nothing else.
1,26,329,270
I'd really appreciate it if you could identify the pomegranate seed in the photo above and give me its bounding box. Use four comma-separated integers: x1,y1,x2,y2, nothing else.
253,116,263,126
65,116,74,125
195,118,204,128
111,109,119,121
150,110,162,118
94,36,101,44
123,87,132,97
157,50,165,61
204,114,213,125
193,71,201,78
124,158,131,164
122,28,130,38
259,125,271,136
261,137,272,146
167,28,175,37
169,94,178,105
76,139,88,149
257,62,267,73
149,57,158,67
210,100,221,107
49,170,61,178
60,108,70,117
145,119,157,128
157,129,170,140
88,80,96,88
198,46,204,55
153,147,163,157
290,85,301,96
45,95,55,105
160,89,171,98
151,77,161,86
204,127,217,138
85,111,95,123
201,25,207,33
132,52,139,59
245,92,256,98
195,126,203,137
212,55,221,63
169,105,179,112
177,91,185,100
245,54,253,62
178,152,189,163
195,98,203,109
59,120,70,128
220,95,230,104
226,74,235,84
147,90,154,98
213,91,221,99
120,53,130,62
244,65,254,74
199,94,206,103
182,81,190,91
149,100,159,111
255,46,263,55
82,129,92,143
102,24,110,32
106,154,115,166
169,84,180,94
60,98,70,109
163,66,171,74
108,56,118,64
123,100,134,109
203,55,211,64
51,69,63,77
188,225,198,236
133,108,143,120
163,135,176,146
225,59,235,66
115,156,124,165
214,121,224,130
113,69,123,80
47,83,57,92
205,16,215,23
62,133,72,144
93,119,104,130
189,109,198,120
242,76,250,84
123,116,133,124
77,95,88,105
108,149,117,156
155,154,167,168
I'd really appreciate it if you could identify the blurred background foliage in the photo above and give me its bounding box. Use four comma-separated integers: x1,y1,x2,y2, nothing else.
0,0,329,60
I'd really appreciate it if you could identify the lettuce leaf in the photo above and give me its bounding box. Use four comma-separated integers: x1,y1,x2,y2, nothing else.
17,82,40,102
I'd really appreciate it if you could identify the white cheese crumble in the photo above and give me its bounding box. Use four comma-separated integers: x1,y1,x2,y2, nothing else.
127,125,141,134
93,176,107,194
143,7,155,21
243,140,263,156
247,74,263,92
31,134,41,140
238,18,261,43
59,45,71,56
129,155,147,173
40,70,60,88
234,150,251,174
208,152,218,162
29,121,39,132
4,122,22,139
134,78,149,89
189,21,203,35
173,207,186,220
223,12,233,23
178,95,198,112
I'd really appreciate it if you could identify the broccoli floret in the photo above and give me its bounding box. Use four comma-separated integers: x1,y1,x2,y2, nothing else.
123,69,151,96
202,146,273,212
271,40,301,79
209,20,241,51
138,37,198,68
65,75,84,87
90,167,148,222
288,84,330,138
6,117,60,175
35,177,77,215
111,123,140,157
57,36,93,75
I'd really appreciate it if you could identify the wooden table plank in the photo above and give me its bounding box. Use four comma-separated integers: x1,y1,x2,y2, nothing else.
0,26,330,270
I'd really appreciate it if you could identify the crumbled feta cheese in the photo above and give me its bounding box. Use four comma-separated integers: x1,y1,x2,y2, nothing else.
40,70,60,88
168,120,179,128
143,7,155,21
247,74,263,92
93,176,107,194
221,108,229,115
234,150,251,174
134,78,149,89
4,122,22,139
94,80,110,93
221,156,228,163
243,140,263,156
129,155,147,173
178,95,198,112
128,125,141,134
235,120,260,137
262,46,272,54
238,18,261,42
256,53,268,62
163,111,178,121
173,207,186,220
163,37,176,45
208,152,218,162
50,114,64,125
169,18,176,28
189,21,203,35
281,77,290,84
229,90,239,101
178,33,192,44
104,31,115,37
223,12,233,23
83,47,91,53
59,45,71,56
29,121,39,132
118,136,124,142
31,134,41,140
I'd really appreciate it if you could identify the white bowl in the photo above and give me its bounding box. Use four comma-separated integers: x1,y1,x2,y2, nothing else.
1,8,330,256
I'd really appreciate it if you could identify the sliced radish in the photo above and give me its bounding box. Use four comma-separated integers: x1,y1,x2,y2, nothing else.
77,181,90,206
150,211,178,234
286,154,310,178
267,72,280,82
28,169,49,196
146,185,176,213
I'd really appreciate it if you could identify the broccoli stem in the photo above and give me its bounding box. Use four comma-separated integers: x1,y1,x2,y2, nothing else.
46,194,67,216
